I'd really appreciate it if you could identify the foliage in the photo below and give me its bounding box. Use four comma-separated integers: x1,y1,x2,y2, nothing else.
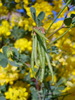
0,0,75,100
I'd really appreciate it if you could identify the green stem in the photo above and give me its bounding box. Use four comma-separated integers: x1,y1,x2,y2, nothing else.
31,34,35,71
48,25,64,38
50,25,73,45
46,0,71,34
34,35,38,66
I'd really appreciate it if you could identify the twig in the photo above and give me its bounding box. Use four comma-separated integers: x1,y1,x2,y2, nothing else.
46,0,71,34
50,25,74,45
48,25,64,38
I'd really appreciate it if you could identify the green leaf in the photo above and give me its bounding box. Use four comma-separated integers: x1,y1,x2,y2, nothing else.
0,93,3,96
72,17,75,24
36,19,43,26
11,47,19,59
71,14,75,18
0,85,6,92
2,46,9,57
64,17,72,26
8,60,21,67
37,11,45,21
20,54,30,63
48,46,59,54
11,26,26,39
0,53,8,67
72,20,75,24
30,7,37,23
0,53,6,59
0,96,6,100
56,78,66,86
2,46,19,59
53,90,61,95
54,86,65,92
36,11,45,26
0,58,8,67
30,87,39,100
57,86,65,91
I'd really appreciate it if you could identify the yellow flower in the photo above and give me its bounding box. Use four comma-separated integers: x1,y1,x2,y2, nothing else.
0,2,2,7
0,64,19,85
59,86,75,100
5,81,30,100
26,1,52,18
0,20,11,36
15,0,20,3
46,75,57,84
29,65,38,78
14,38,32,52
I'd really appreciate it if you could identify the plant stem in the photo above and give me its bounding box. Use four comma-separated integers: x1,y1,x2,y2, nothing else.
48,25,64,38
46,0,71,34
50,25,74,45
31,34,35,71
34,35,38,66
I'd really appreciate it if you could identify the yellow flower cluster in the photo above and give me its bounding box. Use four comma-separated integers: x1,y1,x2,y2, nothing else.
18,18,36,31
14,38,32,52
15,0,29,9
20,1,54,32
0,1,2,7
0,64,19,85
0,0,75,100
0,5,8,15
48,10,75,98
15,0,29,5
0,20,11,36
59,86,75,100
26,1,52,18
53,0,63,13
5,81,30,100
29,65,38,78
15,0,21,3
10,12,22,28
5,87,28,100
15,0,53,32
